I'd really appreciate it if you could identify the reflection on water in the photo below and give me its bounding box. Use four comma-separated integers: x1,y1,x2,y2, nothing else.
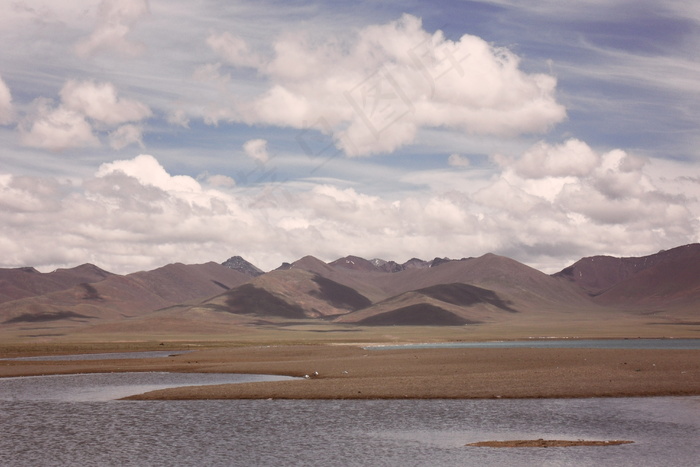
0,373,698,466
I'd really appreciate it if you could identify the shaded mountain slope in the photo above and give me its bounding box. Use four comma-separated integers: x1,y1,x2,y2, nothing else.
418,283,517,312
0,262,251,326
219,283,307,319
279,256,389,302
193,269,372,319
125,262,251,305
356,304,476,326
363,253,593,313
336,283,516,326
0,263,113,304
594,247,700,312
554,244,700,296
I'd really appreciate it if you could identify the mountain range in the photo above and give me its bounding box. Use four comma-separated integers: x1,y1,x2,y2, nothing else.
1,244,698,338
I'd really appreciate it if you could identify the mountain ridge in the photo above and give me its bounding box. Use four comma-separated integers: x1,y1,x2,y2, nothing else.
1,243,698,336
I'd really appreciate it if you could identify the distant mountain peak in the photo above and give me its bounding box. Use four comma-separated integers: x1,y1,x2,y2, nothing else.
17,267,39,273
221,256,264,277
371,258,404,273
330,256,453,273
329,255,377,272
429,257,452,268
402,258,430,269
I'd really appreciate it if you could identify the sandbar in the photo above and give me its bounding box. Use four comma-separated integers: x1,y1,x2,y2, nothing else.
1,344,698,400
466,439,634,448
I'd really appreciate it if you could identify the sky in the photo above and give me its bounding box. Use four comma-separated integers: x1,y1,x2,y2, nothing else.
1,0,699,274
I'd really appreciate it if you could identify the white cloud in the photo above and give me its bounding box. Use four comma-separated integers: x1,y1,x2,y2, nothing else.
19,98,100,150
503,139,600,178
0,76,14,125
18,80,151,151
75,0,150,58
166,108,190,128
207,32,261,68
109,124,144,149
61,80,152,126
203,174,236,188
448,154,470,168
1,147,694,274
206,14,566,156
476,139,697,267
243,138,269,164
95,154,200,194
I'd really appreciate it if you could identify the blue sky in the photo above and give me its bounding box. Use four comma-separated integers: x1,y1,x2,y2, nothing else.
1,0,699,273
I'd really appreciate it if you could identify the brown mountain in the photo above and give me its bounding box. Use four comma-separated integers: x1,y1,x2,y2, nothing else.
335,282,517,326
245,252,594,327
191,268,372,320
221,256,265,277
1,244,698,337
280,255,389,302
0,263,113,304
329,255,380,272
0,262,252,327
593,245,700,313
553,244,700,296
355,253,592,313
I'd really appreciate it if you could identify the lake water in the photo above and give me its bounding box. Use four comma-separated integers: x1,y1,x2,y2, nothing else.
0,350,192,361
0,373,698,466
0,372,298,402
366,338,700,350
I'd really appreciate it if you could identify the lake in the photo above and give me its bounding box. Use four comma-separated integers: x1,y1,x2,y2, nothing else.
0,373,698,466
0,350,192,362
366,338,700,350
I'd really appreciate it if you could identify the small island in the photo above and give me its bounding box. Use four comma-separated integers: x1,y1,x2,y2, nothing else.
466,439,634,448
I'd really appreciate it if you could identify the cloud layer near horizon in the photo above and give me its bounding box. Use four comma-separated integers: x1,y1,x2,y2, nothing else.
1,142,696,274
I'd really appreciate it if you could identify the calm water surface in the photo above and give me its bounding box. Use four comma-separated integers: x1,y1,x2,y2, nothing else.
0,374,698,466
367,338,700,350
0,350,192,361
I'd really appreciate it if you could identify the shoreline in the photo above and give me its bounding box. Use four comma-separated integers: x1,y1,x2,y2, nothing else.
1,344,698,400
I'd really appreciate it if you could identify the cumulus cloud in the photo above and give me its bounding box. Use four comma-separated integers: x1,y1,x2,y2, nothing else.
243,138,269,164
0,148,695,274
206,14,566,156
477,138,696,265
502,138,601,178
19,98,100,150
95,154,200,193
61,80,152,126
75,0,150,58
19,80,151,151
0,75,14,125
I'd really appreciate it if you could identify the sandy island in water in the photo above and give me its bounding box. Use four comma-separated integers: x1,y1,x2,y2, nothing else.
466,439,634,448
1,344,698,400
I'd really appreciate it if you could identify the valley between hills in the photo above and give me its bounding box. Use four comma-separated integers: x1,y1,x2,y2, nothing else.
1,244,699,344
